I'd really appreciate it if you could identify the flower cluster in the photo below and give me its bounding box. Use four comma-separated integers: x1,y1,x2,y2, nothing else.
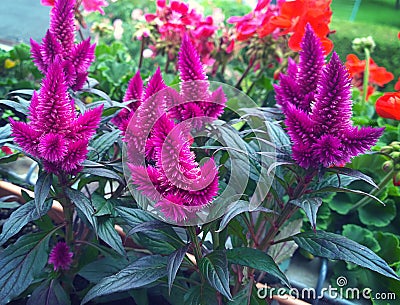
121,37,226,222
48,242,73,271
11,0,103,174
346,54,394,100
33,0,96,91
275,25,383,168
229,0,334,54
145,0,218,65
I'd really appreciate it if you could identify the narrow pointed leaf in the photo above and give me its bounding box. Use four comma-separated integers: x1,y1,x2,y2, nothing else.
34,172,52,211
199,251,232,300
290,197,322,230
127,220,170,237
0,232,52,304
292,231,400,280
167,244,190,293
81,255,168,304
226,248,290,287
27,279,70,305
81,167,125,186
97,218,125,256
326,167,378,188
217,201,275,232
0,199,52,246
64,188,98,233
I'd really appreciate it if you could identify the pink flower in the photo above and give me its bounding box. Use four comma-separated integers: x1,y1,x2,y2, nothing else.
48,242,73,271
41,0,108,14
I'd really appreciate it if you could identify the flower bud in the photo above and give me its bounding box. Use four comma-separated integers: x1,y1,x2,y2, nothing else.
381,146,393,154
352,36,376,54
393,171,400,186
382,160,394,172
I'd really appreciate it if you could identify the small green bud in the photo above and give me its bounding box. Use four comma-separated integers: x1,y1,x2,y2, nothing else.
352,36,376,54
381,146,393,154
383,160,394,172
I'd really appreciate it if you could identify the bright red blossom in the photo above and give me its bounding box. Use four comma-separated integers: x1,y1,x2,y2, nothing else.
346,54,394,99
375,92,400,121
228,0,333,54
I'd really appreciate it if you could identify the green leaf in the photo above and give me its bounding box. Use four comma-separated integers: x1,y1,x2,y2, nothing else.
0,99,29,115
127,220,170,237
267,219,302,264
81,255,168,304
34,172,52,212
81,166,125,186
0,152,19,164
326,167,378,188
0,199,52,246
88,129,121,160
115,206,157,226
101,61,130,85
358,200,396,227
292,231,399,280
217,200,275,232
375,232,400,266
227,248,290,287
97,218,125,256
199,251,232,300
79,256,130,284
342,224,381,253
91,193,114,217
312,186,385,206
290,197,321,230
0,231,52,303
167,244,190,294
64,188,98,233
184,285,218,305
27,279,70,305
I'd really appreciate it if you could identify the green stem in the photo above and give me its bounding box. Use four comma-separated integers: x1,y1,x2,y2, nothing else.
188,226,202,263
348,170,394,212
235,58,255,89
259,203,299,252
362,48,370,103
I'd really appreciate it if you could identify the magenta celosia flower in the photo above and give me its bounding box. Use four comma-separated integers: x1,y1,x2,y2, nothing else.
167,36,226,125
32,0,96,91
274,25,384,168
48,242,73,271
123,71,220,222
11,58,103,174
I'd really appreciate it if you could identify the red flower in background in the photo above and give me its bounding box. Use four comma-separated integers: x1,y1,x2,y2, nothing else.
376,92,400,121
145,0,217,64
346,54,394,99
41,0,108,14
228,0,333,54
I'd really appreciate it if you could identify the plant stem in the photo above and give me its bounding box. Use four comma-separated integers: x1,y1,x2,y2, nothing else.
188,226,202,263
348,169,394,212
235,58,255,89
362,48,370,103
138,38,145,69
259,203,299,252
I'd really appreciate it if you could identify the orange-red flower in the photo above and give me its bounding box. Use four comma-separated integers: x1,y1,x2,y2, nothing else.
375,92,400,120
228,0,333,54
345,54,394,99
395,77,400,91
261,0,333,54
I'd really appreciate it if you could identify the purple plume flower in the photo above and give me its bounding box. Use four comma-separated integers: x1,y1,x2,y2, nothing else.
30,0,95,90
123,67,220,223
275,24,384,168
167,36,226,125
11,59,103,175
48,242,73,271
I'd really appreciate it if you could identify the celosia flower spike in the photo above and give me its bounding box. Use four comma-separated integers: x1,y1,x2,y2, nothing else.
179,35,207,82
275,25,384,168
48,242,73,271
